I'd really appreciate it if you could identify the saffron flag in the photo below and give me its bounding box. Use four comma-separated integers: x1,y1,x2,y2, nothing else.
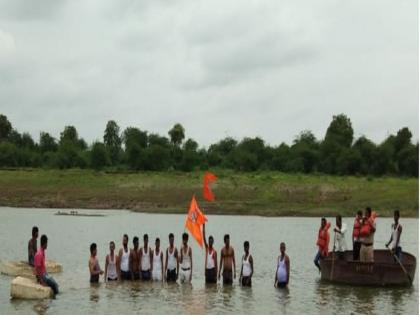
203,171,217,202
185,195,207,247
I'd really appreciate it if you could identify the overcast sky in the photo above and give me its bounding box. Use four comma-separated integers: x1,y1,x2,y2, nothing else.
0,0,418,147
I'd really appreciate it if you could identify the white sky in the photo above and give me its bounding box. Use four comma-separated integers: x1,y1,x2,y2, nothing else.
0,0,418,147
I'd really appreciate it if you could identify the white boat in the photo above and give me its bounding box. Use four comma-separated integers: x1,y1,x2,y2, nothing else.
10,276,53,300
0,260,62,277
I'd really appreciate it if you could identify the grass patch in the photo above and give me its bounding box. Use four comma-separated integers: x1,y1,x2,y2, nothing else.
0,169,417,217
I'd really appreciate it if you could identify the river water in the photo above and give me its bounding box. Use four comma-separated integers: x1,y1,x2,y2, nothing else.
0,207,418,315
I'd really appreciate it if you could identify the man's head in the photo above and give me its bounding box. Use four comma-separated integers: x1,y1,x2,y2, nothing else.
109,241,115,252
182,232,189,245
209,235,214,247
133,236,139,249
90,243,97,256
357,210,363,218
155,237,160,249
244,241,249,253
40,234,48,250
280,242,286,254
224,234,230,247
394,210,400,223
336,215,342,227
143,234,148,245
365,207,372,218
321,217,327,228
123,234,128,246
169,233,174,246
32,226,39,239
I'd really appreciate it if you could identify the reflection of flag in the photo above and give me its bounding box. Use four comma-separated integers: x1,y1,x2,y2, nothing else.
185,195,207,247
203,171,217,202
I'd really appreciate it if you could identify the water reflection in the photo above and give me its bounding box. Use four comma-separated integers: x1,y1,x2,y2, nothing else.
0,210,417,315
89,284,100,303
32,300,49,315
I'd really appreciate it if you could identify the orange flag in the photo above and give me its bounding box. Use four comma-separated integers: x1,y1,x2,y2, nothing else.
185,195,207,247
203,171,217,202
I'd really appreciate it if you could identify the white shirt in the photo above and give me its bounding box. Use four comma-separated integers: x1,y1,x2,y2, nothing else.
389,223,402,249
334,223,347,252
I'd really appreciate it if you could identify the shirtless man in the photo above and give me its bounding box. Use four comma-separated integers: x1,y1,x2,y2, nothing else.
28,226,39,266
130,236,141,280
218,234,236,285
89,243,104,283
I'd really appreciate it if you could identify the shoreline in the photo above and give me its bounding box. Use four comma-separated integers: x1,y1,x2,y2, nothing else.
1,204,418,218
0,169,418,218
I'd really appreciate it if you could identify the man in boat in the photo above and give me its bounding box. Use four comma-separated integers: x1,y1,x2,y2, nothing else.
203,224,217,284
274,242,290,288
28,226,39,266
129,236,141,280
314,217,330,272
386,210,403,262
139,234,152,281
239,241,253,287
34,235,59,295
359,207,376,263
333,215,347,260
118,234,131,280
164,233,179,282
179,232,193,284
89,243,104,283
151,238,164,281
105,241,119,281
352,210,363,260
218,234,236,285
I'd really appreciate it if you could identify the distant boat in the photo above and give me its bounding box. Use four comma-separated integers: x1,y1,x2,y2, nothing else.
54,210,105,217
320,250,416,286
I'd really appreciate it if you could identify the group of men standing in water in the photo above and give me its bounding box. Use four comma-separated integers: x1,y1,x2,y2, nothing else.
88,224,267,287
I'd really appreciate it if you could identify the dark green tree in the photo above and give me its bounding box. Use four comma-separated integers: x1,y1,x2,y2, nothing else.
320,114,354,174
8,129,23,147
353,136,376,175
59,126,78,146
168,123,185,146
90,142,110,170
0,114,12,141
123,127,147,149
394,127,412,153
39,132,58,153
290,131,320,173
104,120,122,165
0,142,18,166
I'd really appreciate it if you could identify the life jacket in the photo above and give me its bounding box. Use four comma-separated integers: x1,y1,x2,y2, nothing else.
352,217,362,238
316,222,331,255
359,212,377,237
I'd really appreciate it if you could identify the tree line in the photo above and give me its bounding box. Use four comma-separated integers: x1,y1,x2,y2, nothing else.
0,113,417,176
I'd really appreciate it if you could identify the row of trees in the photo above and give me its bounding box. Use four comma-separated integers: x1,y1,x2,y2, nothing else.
0,113,418,176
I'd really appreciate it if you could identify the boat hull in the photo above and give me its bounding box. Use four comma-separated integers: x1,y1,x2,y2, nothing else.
320,250,416,286
0,260,62,278
10,276,53,300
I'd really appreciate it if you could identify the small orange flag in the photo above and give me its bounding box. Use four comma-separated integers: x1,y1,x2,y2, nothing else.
185,195,207,247
203,171,217,202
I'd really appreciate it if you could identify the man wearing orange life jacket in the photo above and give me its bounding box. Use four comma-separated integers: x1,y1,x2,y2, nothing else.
359,207,376,263
314,217,330,272
352,210,363,261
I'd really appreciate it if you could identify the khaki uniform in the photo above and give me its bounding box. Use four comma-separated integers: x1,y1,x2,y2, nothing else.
360,222,376,262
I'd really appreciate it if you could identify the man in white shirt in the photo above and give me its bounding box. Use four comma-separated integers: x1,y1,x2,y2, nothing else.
334,215,347,260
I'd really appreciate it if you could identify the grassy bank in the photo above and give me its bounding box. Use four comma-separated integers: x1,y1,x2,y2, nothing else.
0,169,418,217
